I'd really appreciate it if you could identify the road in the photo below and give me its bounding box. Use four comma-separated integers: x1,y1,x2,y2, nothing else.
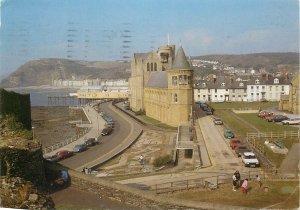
60,102,138,170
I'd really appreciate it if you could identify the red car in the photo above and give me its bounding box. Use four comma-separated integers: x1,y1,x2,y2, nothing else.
56,150,74,160
258,111,274,119
229,138,241,149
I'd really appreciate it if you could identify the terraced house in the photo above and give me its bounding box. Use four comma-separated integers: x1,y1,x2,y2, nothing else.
194,75,291,102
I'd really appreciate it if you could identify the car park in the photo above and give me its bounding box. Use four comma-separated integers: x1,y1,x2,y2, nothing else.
84,138,98,146
241,152,260,167
224,130,234,139
101,127,113,136
73,144,88,153
56,150,74,160
282,118,300,125
213,118,223,125
235,145,251,157
229,138,241,149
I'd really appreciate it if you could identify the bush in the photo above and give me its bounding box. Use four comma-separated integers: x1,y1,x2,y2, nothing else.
153,155,173,167
3,115,32,140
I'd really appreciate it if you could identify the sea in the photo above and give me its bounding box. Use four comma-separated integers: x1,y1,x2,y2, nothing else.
6,86,79,106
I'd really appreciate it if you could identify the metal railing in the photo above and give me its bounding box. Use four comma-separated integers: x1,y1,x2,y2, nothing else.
247,130,300,139
42,127,90,154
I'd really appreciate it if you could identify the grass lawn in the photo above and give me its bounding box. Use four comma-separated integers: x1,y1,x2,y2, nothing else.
238,113,299,133
214,110,255,137
172,180,299,209
209,102,277,110
135,114,177,130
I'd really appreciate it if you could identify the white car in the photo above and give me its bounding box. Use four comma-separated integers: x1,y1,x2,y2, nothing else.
281,118,300,125
241,152,260,167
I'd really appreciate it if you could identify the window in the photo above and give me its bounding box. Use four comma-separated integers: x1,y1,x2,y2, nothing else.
239,83,244,87
188,76,192,84
174,93,178,102
238,95,241,97
274,78,279,84
208,89,210,93
147,63,150,71
251,93,254,96
251,86,254,90
281,86,284,91
225,89,228,91
198,89,200,93
202,83,206,87
233,89,235,93
232,95,235,98
150,63,153,71
179,75,183,84
255,79,260,84
154,63,157,71
244,89,247,93
262,86,265,90
275,86,278,91
198,95,200,99
257,93,259,96
269,86,272,91
256,86,259,90
220,95,223,98
172,76,177,85
203,95,206,98
215,89,217,93
215,95,217,98
221,82,225,86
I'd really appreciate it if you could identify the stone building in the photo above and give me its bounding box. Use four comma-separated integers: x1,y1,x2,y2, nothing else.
279,74,299,114
128,45,193,127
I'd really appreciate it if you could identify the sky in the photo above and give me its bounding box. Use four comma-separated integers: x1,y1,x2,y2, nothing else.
0,0,299,79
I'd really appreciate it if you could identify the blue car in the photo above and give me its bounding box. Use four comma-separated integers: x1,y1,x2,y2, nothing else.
73,144,88,153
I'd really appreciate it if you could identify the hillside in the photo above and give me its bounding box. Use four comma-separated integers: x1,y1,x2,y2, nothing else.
193,52,299,72
0,59,131,88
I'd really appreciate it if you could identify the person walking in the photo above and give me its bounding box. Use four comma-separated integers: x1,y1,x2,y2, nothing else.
234,170,241,188
139,154,144,165
256,175,262,188
232,174,237,191
241,179,248,194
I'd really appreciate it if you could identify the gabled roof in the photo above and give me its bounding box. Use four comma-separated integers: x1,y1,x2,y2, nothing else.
145,71,168,88
171,47,191,70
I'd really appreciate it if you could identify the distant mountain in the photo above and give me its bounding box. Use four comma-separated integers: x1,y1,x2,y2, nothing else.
193,52,299,71
0,59,131,88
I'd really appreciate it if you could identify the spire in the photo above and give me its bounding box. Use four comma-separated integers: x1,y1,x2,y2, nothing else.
172,46,191,70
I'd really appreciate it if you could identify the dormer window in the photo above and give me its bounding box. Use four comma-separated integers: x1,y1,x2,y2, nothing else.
239,83,244,87
221,82,225,87
202,83,206,87
255,79,260,84
274,78,279,84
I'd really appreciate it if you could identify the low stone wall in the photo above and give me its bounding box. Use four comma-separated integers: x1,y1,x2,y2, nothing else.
232,109,259,114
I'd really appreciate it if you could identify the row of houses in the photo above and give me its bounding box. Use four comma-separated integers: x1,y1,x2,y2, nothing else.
194,75,292,102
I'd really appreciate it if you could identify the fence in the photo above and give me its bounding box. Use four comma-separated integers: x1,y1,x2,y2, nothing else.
247,130,300,139
42,127,90,154
150,170,268,194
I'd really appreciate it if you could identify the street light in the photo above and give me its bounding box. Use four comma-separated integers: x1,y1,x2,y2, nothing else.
32,126,35,139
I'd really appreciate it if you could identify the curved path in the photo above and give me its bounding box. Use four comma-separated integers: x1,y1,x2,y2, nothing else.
60,102,143,171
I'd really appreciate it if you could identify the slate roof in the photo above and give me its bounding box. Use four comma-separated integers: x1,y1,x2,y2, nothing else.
145,71,168,88
171,47,191,70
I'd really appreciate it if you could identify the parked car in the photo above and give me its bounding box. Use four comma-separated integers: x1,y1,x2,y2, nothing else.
241,152,260,167
224,130,234,139
73,144,88,153
235,145,251,157
265,115,276,122
272,115,289,122
229,138,241,149
206,109,213,115
45,155,60,162
85,138,98,146
282,118,300,125
262,112,274,120
202,106,209,111
101,127,113,136
213,118,223,125
199,103,208,108
258,111,273,118
56,150,74,160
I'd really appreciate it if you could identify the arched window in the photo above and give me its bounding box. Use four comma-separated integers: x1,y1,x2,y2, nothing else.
221,82,225,87
174,93,178,103
147,63,150,71
274,78,279,84
154,63,157,71
151,63,153,71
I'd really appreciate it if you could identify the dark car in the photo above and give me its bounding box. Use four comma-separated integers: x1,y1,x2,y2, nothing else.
202,106,209,111
206,109,213,115
45,155,60,162
272,115,289,122
101,127,113,136
200,103,208,109
213,118,223,125
73,144,88,153
84,138,98,146
56,150,74,160
235,145,251,157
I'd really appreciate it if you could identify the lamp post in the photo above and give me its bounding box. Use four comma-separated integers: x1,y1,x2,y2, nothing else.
32,126,35,139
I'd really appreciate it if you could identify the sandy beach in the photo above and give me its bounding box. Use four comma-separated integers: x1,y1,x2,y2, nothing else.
31,106,87,148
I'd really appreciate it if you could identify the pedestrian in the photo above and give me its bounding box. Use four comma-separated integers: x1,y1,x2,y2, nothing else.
139,155,144,165
234,170,241,188
241,179,248,194
256,175,262,188
84,167,89,174
232,174,237,191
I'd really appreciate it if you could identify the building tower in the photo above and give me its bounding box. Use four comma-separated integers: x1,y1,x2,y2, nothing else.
167,46,193,126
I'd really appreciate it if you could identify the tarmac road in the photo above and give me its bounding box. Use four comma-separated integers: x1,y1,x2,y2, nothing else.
60,102,132,170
